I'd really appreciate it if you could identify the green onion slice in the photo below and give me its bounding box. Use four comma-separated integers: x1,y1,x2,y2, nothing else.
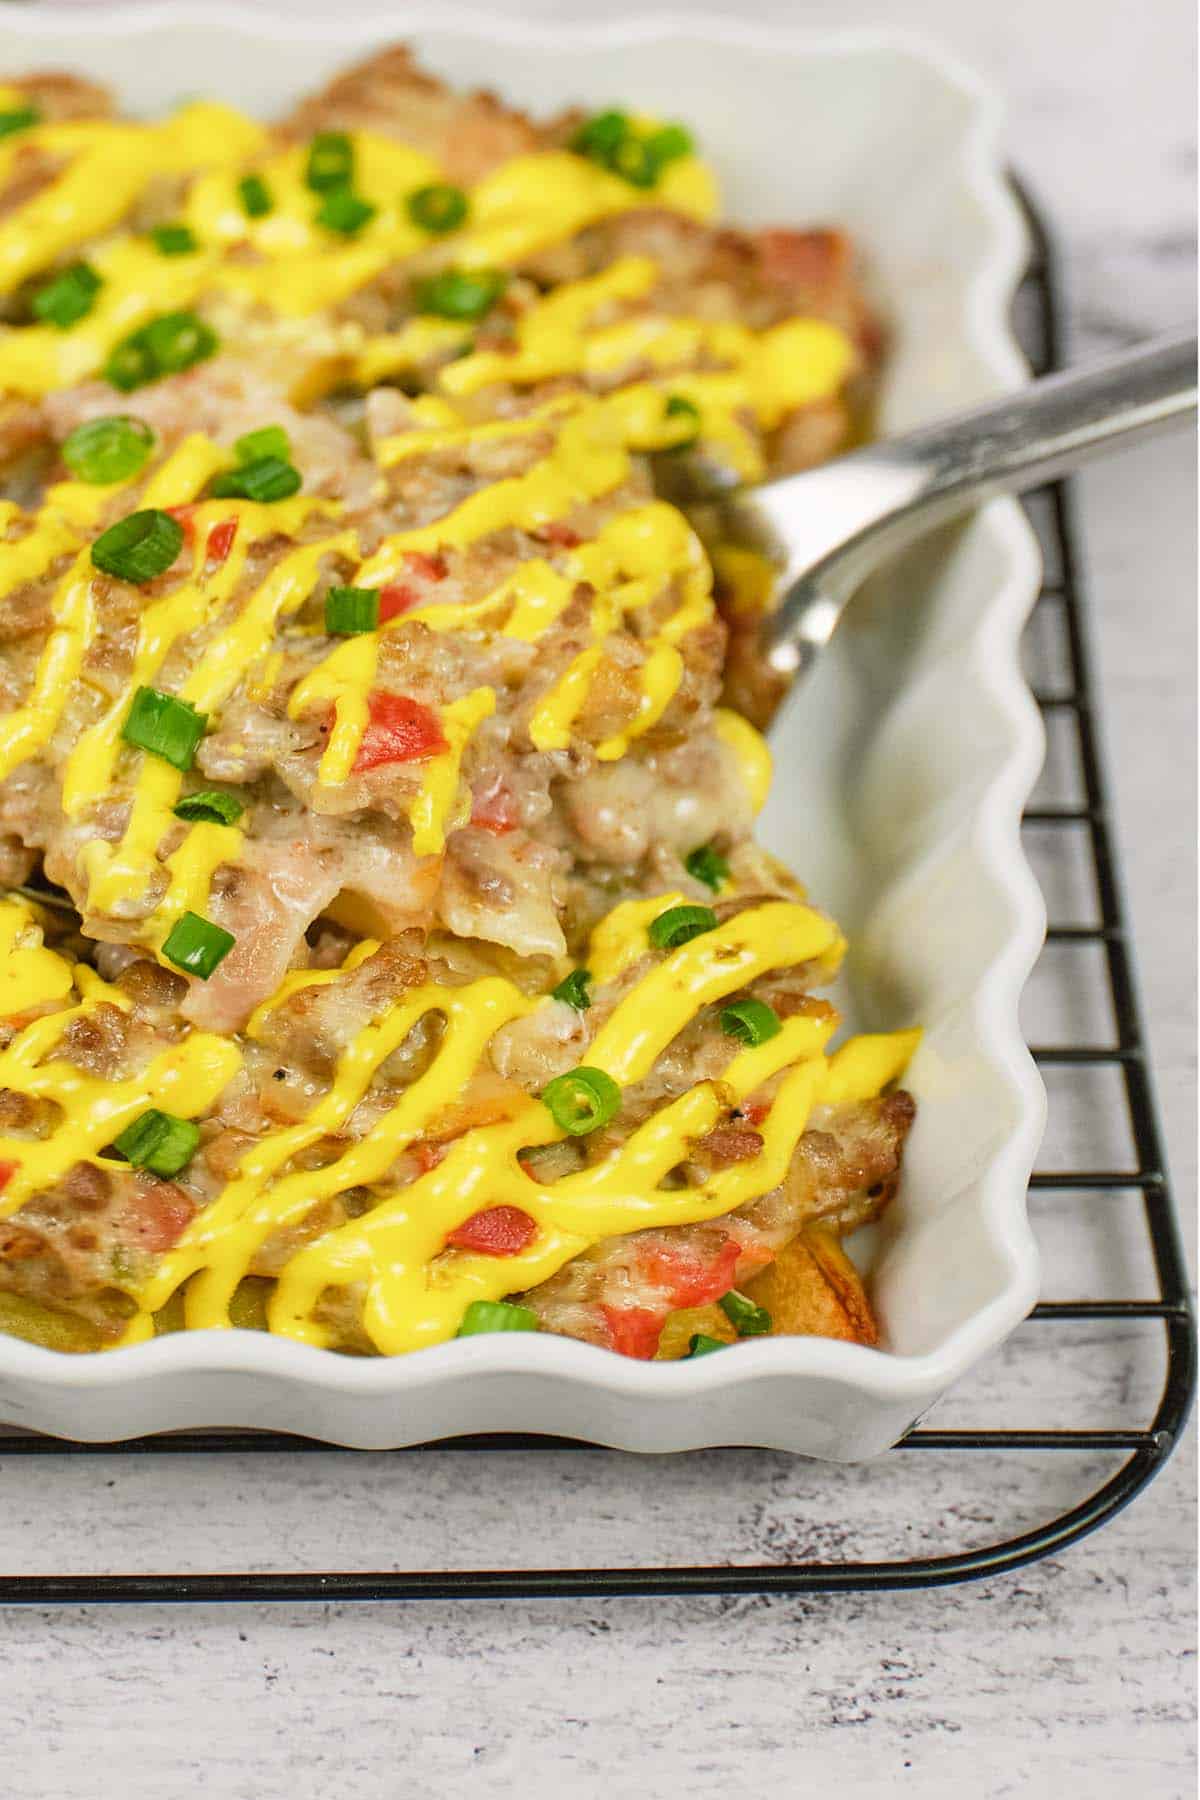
684,843,728,891
0,106,40,140
720,998,781,1047
305,130,354,191
161,911,235,981
121,686,207,770
92,509,184,584
238,173,273,218
234,424,290,464
407,182,469,234
151,223,198,256
664,393,702,448
208,456,301,503
142,310,218,375
456,1299,539,1337
315,185,376,236
106,312,218,391
570,110,630,161
609,134,658,189
686,1333,728,1358
31,261,101,330
111,1108,200,1179
61,415,154,485
540,1066,621,1136
718,1289,772,1337
104,332,158,393
173,789,245,826
648,903,718,950
551,968,592,1011
415,268,506,321
645,123,694,166
325,585,379,635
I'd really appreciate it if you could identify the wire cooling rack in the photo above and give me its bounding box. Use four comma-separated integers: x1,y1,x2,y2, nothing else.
0,183,1193,1605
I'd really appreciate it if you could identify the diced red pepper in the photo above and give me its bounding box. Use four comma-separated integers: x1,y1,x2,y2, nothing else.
446,1205,537,1257
638,1237,741,1311
739,1099,771,1127
166,504,197,547
353,692,448,773
404,550,447,583
206,517,238,564
516,1154,539,1182
470,775,518,835
601,1304,663,1360
0,1161,18,1193
378,583,420,622
540,521,581,549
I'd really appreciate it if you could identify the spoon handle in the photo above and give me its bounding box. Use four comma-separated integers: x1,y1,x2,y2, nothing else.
760,332,1197,676
880,331,1195,496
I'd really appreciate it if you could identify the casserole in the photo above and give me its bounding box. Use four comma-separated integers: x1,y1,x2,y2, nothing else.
0,7,1045,1457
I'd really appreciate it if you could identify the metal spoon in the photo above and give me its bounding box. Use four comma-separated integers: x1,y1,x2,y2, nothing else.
710,333,1196,682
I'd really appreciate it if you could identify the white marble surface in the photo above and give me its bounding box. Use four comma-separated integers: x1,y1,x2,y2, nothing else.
5,3,1197,1795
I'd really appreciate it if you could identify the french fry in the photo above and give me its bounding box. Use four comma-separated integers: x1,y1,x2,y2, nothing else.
741,1225,879,1346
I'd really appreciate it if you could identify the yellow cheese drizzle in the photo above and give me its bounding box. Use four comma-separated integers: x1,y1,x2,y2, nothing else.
284,254,848,781
0,108,715,396
0,903,240,1216
0,893,917,1353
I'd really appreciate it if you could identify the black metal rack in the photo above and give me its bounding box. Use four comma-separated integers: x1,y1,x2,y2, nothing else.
0,185,1193,1605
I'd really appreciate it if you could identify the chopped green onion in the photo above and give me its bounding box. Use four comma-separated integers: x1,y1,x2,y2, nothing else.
415,267,506,321
541,1066,621,1136
121,685,207,770
142,310,218,375
315,185,376,236
92,509,184,584
718,1289,772,1337
406,182,469,234
551,968,592,1011
648,903,718,950
456,1299,539,1337
112,1108,200,1179
305,131,354,192
208,455,301,503
104,331,158,393
645,123,693,166
106,312,218,391
685,843,728,891
234,424,290,464
151,223,198,256
173,789,245,826
570,110,630,162
61,415,154,485
237,174,273,218
686,1333,728,1358
664,393,701,448
325,585,379,634
31,261,101,330
609,134,658,189
161,911,235,981
0,107,39,141
720,998,781,1047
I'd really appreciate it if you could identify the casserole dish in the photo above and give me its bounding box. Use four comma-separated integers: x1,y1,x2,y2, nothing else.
0,6,1045,1457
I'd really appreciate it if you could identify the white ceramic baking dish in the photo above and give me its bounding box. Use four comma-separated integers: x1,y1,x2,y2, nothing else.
0,6,1046,1459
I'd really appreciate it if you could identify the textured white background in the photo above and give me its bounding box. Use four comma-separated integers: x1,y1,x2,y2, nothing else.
3,4,1197,1796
